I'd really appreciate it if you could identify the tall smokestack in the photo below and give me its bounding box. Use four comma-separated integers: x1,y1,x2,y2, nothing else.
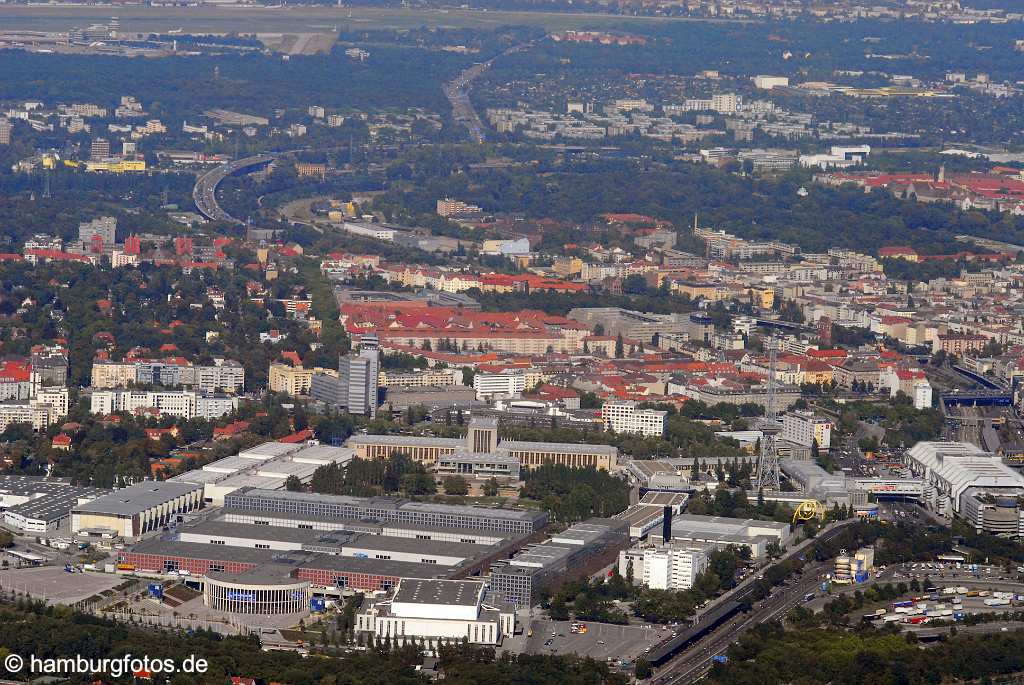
662,505,673,544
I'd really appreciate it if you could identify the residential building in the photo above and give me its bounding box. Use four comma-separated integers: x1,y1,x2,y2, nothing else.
89,137,110,161
268,362,314,396
78,216,116,245
601,400,667,438
781,410,832,450
89,390,238,420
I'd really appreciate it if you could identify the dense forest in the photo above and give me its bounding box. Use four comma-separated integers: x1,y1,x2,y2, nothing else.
708,621,1024,685
374,149,1024,254
0,46,466,123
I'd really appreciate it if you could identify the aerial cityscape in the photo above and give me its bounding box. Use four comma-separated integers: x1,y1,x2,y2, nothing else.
1,0,1024,683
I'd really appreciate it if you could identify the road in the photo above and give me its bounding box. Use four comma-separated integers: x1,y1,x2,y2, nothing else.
657,561,828,684
192,153,276,223
649,520,858,684
443,42,532,144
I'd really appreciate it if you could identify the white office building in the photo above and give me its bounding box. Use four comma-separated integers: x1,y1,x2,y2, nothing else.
473,370,526,401
782,410,832,450
601,400,668,438
618,542,710,590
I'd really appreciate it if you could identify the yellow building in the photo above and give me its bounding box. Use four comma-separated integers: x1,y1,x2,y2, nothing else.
268,363,314,396
85,159,147,173
670,281,730,302
751,288,775,309
553,256,583,279
91,362,138,388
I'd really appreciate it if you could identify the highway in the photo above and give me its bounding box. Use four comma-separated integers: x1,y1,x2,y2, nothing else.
657,562,827,684
192,153,276,223
444,42,532,144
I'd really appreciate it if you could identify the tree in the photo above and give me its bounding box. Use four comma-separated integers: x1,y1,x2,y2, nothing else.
635,658,652,680
284,475,303,492
443,475,469,496
549,597,569,621
614,333,624,359
401,472,437,497
482,477,499,497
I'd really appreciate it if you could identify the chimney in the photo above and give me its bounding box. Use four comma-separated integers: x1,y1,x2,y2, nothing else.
662,505,673,544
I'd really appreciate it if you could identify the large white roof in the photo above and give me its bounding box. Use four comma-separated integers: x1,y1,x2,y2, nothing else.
907,441,1024,508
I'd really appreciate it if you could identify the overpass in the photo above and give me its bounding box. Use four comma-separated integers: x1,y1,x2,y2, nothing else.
753,317,813,333
192,153,276,223
850,478,923,498
940,390,1013,408
950,364,1004,391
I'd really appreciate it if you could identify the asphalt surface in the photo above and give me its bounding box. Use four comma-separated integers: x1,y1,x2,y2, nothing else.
443,42,532,144
192,153,275,223
523,619,660,661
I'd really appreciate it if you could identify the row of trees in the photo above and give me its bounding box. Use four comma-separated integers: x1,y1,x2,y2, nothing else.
709,620,1024,685
0,598,625,685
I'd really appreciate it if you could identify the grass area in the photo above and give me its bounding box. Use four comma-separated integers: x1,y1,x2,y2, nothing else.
279,628,323,643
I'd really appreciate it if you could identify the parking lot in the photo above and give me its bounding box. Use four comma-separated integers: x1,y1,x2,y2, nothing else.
0,566,125,605
523,619,661,661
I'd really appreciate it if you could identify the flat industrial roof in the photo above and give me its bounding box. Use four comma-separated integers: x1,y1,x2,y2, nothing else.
73,482,201,516
238,442,303,460
393,578,484,607
3,486,108,524
228,488,544,523
638,492,689,507
202,456,252,474
181,520,494,558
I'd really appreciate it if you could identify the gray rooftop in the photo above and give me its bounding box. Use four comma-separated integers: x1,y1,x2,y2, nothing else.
228,488,544,523
499,440,618,456
393,578,484,607
347,435,463,448
73,481,201,516
0,476,109,524
206,563,305,586
182,520,496,558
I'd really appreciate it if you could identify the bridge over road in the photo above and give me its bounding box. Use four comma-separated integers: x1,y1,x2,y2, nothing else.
192,153,276,224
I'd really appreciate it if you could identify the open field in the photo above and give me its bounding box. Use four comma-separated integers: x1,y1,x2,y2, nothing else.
0,5,752,34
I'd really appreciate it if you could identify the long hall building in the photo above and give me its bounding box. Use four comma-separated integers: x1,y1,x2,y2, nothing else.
346,417,618,472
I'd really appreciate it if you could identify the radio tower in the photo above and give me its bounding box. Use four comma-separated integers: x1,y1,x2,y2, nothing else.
755,334,782,492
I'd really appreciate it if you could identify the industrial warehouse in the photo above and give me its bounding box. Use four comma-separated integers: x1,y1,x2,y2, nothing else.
168,441,355,505
0,475,108,533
